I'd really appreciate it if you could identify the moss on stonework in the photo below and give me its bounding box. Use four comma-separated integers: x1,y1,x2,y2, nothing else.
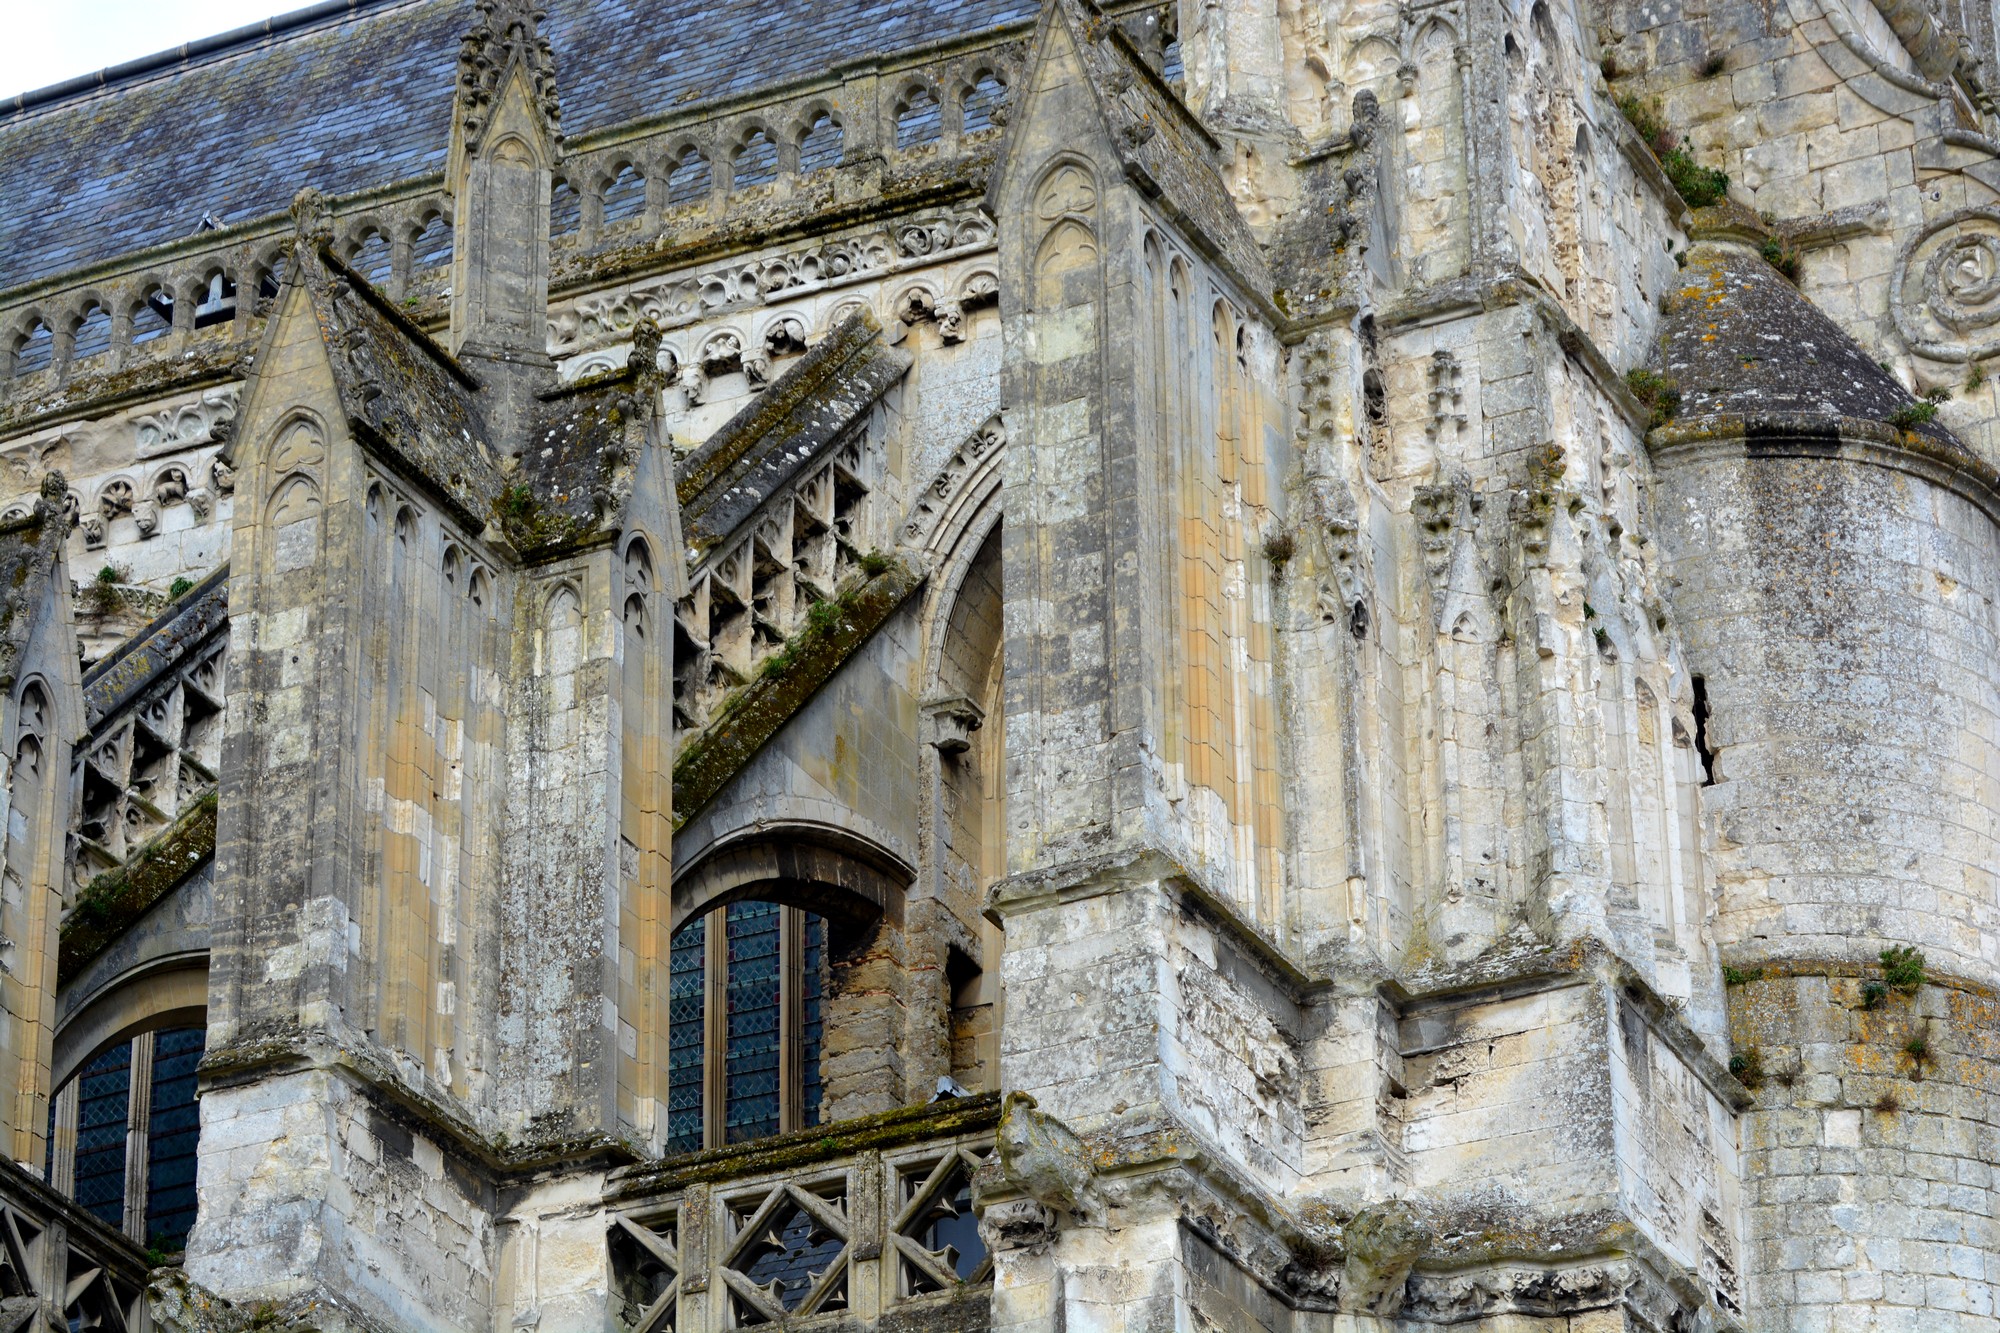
492,481,601,554
607,1092,999,1199
59,791,217,983
673,556,924,829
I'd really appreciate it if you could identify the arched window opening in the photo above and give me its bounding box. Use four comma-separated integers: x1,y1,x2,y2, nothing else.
666,148,712,207
46,1026,207,1252
193,271,236,329
960,74,1008,134
550,179,583,236
412,213,453,269
602,164,646,224
133,288,174,345
798,113,844,174
733,130,779,188
895,85,942,149
12,320,53,375
254,261,287,315
350,231,392,284
667,901,826,1154
1162,32,1184,83
71,305,112,361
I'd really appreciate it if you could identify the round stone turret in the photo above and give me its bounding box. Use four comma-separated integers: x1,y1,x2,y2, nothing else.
1650,236,2000,985
1649,230,2000,1328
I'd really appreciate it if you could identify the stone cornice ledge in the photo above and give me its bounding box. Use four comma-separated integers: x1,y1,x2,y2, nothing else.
985,845,1328,997
1649,413,2000,527
199,1021,642,1178
604,1092,1000,1203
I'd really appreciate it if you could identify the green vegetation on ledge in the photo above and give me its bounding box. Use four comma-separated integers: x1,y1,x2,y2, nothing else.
1625,368,1681,430
60,791,217,983
673,555,925,829
1618,96,1729,208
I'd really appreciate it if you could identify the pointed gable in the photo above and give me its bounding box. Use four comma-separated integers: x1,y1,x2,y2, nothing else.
992,0,1270,301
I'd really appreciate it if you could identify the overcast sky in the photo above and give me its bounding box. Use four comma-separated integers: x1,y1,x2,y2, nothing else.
2,1,298,102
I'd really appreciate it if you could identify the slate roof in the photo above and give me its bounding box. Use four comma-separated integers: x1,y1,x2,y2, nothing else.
0,0,1040,292
1659,242,1964,451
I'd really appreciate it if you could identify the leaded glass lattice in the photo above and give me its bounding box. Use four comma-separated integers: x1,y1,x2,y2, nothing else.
725,901,783,1144
73,1042,131,1229
801,913,824,1129
145,1027,205,1251
667,913,707,1155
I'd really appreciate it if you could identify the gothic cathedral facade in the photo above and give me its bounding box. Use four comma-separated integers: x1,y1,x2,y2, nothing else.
0,0,1996,1327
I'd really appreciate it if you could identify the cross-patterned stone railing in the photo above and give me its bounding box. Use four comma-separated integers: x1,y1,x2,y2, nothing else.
604,1095,998,1333
0,1156,153,1333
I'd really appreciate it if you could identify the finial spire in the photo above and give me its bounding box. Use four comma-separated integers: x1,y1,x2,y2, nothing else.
455,0,562,162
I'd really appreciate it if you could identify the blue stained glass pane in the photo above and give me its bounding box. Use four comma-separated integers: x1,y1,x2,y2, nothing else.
921,1173,986,1280
145,1028,206,1252
724,902,782,1143
667,914,706,1155
72,1042,131,1229
801,913,824,1129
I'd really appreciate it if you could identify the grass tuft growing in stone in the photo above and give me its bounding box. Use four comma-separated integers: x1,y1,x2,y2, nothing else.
1880,945,1925,991
1616,96,1730,206
1888,401,1938,430
1759,237,1801,282
1625,368,1681,430
1729,1046,1764,1088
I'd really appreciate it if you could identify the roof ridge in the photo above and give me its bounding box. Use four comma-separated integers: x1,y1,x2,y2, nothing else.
0,0,421,120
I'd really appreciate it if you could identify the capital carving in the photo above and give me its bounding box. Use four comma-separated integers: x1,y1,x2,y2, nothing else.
921,694,985,754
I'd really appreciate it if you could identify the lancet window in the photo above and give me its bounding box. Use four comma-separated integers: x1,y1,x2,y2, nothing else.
666,902,827,1155
44,1026,206,1253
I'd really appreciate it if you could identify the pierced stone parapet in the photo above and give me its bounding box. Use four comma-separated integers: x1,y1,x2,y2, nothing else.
605,1096,996,1332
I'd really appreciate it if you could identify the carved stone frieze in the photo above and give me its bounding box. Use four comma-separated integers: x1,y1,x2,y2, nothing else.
901,414,1003,547
131,387,241,457
547,206,996,354
1401,1261,1630,1321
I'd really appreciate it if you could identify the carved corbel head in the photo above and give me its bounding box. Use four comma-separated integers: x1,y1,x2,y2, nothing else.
920,693,986,754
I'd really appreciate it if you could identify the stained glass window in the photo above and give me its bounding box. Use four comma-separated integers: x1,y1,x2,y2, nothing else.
725,902,784,1143
145,1028,206,1251
667,913,708,1155
72,1042,131,1228
45,1024,208,1249
666,902,828,1154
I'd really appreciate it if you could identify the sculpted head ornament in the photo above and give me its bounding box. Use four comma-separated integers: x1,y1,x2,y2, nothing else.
290,187,334,246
